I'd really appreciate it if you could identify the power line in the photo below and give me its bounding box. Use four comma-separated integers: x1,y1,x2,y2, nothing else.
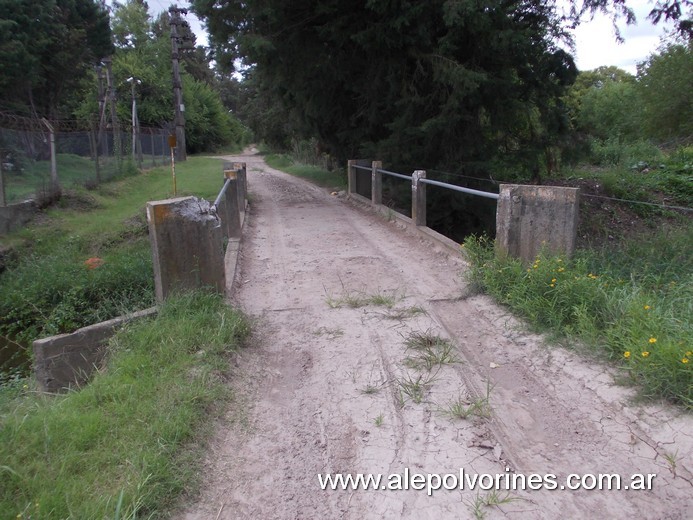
582,193,693,212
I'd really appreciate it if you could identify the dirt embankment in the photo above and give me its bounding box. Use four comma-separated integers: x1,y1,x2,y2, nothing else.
176,151,692,520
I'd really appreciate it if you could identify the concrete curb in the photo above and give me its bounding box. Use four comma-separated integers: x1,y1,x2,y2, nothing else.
33,306,158,393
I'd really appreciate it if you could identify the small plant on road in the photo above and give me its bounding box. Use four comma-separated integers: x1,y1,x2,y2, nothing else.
404,330,459,370
468,490,518,519
396,372,437,405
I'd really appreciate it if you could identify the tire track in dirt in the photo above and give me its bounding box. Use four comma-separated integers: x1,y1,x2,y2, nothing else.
176,151,692,520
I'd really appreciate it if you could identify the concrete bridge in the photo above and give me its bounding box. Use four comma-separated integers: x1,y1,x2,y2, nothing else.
172,150,691,520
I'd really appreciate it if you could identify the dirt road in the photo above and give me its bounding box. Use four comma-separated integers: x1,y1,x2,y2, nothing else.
177,151,692,519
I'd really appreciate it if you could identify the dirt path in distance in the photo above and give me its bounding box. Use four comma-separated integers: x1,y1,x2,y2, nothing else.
176,150,692,520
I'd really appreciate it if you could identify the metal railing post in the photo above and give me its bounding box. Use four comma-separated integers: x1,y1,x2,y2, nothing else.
371,160,382,206
412,170,426,227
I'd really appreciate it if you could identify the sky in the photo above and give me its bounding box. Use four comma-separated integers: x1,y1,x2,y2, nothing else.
143,0,674,75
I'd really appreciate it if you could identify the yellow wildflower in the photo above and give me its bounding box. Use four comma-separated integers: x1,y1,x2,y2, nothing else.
648,337,657,344
550,284,555,288
641,352,650,358
551,278,557,283
683,358,689,364
558,267,565,272
644,305,651,310
624,351,631,359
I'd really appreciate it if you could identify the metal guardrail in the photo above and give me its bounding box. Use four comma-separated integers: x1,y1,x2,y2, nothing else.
419,178,499,200
210,177,232,215
378,168,412,181
351,162,498,200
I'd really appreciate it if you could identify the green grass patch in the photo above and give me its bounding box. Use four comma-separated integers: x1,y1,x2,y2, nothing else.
265,153,346,190
463,228,692,408
0,291,249,520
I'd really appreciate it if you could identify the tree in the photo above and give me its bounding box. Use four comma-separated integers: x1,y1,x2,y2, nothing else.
192,0,579,177
0,0,112,118
637,42,693,141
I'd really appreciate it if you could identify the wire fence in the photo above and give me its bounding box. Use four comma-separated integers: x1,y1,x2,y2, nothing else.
0,112,172,206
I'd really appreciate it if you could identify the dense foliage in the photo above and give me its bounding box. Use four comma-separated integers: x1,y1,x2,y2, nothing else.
194,0,579,175
0,0,112,117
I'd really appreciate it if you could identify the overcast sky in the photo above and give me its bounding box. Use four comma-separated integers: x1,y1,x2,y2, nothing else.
145,0,673,75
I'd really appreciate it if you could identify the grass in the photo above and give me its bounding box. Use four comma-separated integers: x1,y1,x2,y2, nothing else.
0,291,250,520
468,490,518,520
403,331,459,371
439,382,493,421
396,371,437,405
265,153,347,190
463,227,693,408
380,305,427,321
0,156,231,354
325,287,402,309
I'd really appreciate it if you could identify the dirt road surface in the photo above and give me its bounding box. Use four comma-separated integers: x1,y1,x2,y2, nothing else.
177,151,692,519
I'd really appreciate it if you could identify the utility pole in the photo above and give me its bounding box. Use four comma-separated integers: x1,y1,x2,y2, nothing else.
169,6,189,162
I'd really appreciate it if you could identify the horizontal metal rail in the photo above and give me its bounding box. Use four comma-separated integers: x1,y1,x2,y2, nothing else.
377,168,412,181
210,177,232,214
354,163,497,199
419,178,499,200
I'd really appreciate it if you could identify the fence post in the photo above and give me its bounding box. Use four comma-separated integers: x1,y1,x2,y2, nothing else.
371,160,382,206
412,170,426,227
0,159,6,207
41,119,60,198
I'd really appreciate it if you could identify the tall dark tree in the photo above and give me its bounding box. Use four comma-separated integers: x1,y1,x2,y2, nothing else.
192,0,576,173
0,0,113,118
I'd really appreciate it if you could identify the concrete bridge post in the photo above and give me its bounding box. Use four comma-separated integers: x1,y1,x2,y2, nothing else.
146,196,225,302
412,170,427,227
371,161,382,206
221,169,242,239
496,184,580,262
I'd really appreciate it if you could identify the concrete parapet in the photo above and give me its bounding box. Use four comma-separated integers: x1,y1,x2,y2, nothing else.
146,196,225,302
221,170,242,239
496,184,579,262
33,307,157,393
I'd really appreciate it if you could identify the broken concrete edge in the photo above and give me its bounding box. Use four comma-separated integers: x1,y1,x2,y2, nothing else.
32,306,158,393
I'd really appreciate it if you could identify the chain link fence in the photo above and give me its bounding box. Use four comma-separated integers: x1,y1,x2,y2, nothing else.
0,112,172,206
